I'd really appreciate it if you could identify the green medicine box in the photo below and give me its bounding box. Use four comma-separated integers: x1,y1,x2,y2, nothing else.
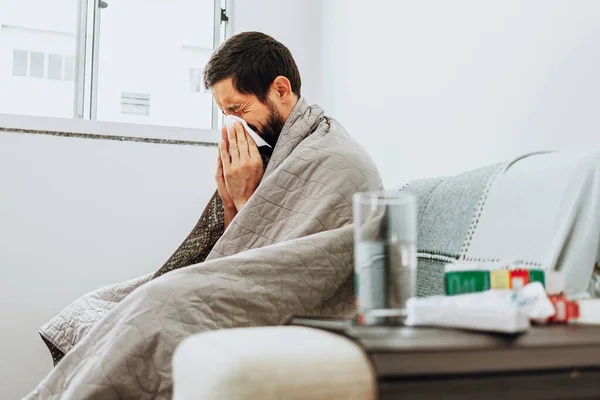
529,269,545,287
445,271,491,295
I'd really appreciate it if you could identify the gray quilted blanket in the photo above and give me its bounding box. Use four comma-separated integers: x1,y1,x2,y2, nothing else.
27,99,382,399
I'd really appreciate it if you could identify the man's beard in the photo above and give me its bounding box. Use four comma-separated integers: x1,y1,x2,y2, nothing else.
247,101,285,157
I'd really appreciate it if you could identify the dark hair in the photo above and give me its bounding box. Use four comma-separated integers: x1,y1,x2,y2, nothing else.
203,31,301,102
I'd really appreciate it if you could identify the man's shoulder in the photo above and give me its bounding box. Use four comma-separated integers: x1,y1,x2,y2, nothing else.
299,115,382,189
309,115,370,159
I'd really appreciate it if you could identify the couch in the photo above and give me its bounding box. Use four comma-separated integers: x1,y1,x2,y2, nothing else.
172,150,600,399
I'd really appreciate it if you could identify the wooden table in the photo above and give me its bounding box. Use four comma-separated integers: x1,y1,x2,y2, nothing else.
345,325,600,400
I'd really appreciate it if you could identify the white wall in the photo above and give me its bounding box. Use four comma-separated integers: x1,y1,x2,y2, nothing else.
229,0,324,106
0,130,216,398
321,0,600,187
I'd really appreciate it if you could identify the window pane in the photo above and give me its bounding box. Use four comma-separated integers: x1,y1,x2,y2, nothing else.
189,68,203,92
48,54,63,80
0,0,78,117
12,50,28,76
29,52,45,78
95,0,216,129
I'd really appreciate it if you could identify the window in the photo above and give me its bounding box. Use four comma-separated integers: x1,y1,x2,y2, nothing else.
48,54,63,80
93,0,221,129
10,51,77,81
12,50,28,76
121,92,150,116
29,52,45,79
190,68,204,93
0,0,228,130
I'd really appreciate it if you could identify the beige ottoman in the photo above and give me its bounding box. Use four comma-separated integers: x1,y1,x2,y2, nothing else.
172,326,375,400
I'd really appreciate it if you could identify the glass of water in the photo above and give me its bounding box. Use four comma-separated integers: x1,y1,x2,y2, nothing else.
353,191,417,326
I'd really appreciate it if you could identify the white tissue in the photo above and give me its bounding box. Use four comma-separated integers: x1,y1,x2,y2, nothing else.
405,282,555,334
517,282,556,322
224,115,271,148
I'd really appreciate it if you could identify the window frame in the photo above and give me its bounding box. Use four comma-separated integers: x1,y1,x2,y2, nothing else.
74,0,228,126
0,0,228,140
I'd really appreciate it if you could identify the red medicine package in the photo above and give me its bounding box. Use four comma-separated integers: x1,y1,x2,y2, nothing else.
547,294,580,323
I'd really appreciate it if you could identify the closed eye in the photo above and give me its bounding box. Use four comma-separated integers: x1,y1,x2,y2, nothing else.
225,105,240,114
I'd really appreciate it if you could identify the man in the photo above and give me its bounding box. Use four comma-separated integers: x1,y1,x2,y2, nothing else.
28,32,381,399
207,31,304,229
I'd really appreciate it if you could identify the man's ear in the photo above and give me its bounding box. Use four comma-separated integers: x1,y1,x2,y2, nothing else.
271,76,293,102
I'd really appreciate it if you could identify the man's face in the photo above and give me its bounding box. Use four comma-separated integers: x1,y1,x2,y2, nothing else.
211,78,285,148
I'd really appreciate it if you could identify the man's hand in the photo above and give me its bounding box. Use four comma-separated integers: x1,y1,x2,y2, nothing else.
216,137,237,228
219,121,263,212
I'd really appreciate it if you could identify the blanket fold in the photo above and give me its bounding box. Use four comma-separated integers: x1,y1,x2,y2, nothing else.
28,99,382,399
